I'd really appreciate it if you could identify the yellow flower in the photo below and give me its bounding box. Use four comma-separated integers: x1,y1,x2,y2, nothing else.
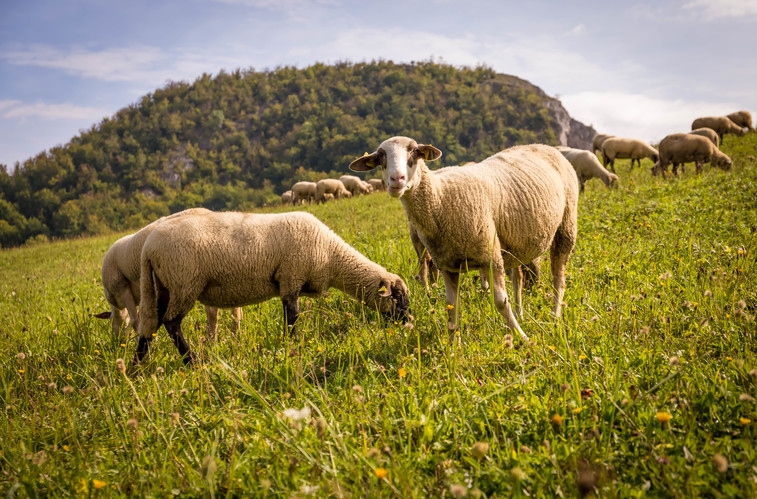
18,369,25,374
317,347,323,353
92,479,106,490
740,417,752,426
62,445,70,451
573,407,582,414
551,414,564,426
94,350,100,354
579,354,587,360
548,345,556,351
446,304,454,310
656,412,672,423
120,344,126,347
374,467,389,479
398,367,406,379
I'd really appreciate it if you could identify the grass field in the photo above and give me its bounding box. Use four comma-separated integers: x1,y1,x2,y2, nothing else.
1,135,756,497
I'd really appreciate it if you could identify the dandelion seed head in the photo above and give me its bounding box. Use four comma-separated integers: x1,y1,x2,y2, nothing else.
669,356,680,366
449,484,468,498
739,393,754,402
126,418,138,431
47,382,57,390
62,385,74,395
116,358,126,374
510,467,525,481
471,441,489,460
367,447,381,459
713,454,728,473
16,352,26,360
704,289,713,297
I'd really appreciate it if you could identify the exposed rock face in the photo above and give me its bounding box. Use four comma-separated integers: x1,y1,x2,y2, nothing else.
545,97,596,150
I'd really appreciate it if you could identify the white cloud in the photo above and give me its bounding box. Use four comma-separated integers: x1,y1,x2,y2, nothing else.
563,24,586,36
1,100,108,120
560,91,739,143
682,0,757,20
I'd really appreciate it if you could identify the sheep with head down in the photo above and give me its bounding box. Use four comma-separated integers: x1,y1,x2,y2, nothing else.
350,137,578,342
726,110,753,132
339,175,373,195
691,116,747,140
556,146,618,192
316,178,352,203
291,181,317,204
134,210,409,365
653,132,732,176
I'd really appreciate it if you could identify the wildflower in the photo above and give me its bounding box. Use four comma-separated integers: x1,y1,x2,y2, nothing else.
739,393,755,402
510,467,525,481
404,322,414,330
367,448,381,459
669,356,680,366
47,382,57,390
156,367,164,375
126,418,138,431
116,358,126,374
551,414,564,427
738,300,747,310
93,349,100,354
92,479,106,490
374,467,389,479
450,484,468,498
471,441,489,460
579,354,588,360
18,369,25,374
62,385,74,395
282,407,311,422
398,367,407,379
574,407,582,414
16,352,26,360
739,417,752,425
179,389,188,396
713,454,728,473
352,385,363,393
120,343,126,347
504,333,514,349
656,412,672,424
704,290,713,298
62,445,70,451
170,413,180,424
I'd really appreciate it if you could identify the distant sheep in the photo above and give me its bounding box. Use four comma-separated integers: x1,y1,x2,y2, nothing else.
350,137,579,342
591,133,614,157
291,181,317,204
556,146,619,192
96,208,241,339
367,178,386,192
601,137,659,172
281,190,294,205
689,127,720,148
653,132,732,176
134,211,409,364
726,110,753,131
339,175,373,195
691,116,747,140
316,178,352,203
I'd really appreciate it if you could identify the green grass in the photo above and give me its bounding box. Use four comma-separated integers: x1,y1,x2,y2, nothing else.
1,134,757,497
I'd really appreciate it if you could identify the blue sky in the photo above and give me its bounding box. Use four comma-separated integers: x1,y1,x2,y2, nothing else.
1,0,756,168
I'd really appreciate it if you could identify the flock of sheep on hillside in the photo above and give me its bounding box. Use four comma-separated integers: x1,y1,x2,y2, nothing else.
96,108,753,366
281,174,386,205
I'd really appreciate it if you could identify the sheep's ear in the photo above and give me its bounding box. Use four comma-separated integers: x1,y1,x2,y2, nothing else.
349,152,378,172
92,311,111,319
417,144,442,162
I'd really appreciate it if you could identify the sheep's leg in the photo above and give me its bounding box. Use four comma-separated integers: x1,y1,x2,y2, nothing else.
491,268,528,340
549,231,575,319
281,294,300,335
442,270,461,342
205,306,220,339
118,288,138,335
231,307,242,333
111,307,129,339
523,259,541,289
509,265,524,319
164,314,193,365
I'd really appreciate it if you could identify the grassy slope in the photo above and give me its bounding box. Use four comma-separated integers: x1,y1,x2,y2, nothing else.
1,134,756,497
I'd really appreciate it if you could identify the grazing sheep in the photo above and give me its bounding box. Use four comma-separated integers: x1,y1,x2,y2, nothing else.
726,110,753,131
316,178,352,203
134,211,410,364
281,190,294,205
556,146,619,192
96,208,242,339
591,133,614,157
601,137,659,172
367,178,386,192
350,137,579,341
689,127,720,148
339,175,373,195
691,116,747,140
653,132,732,176
291,181,317,204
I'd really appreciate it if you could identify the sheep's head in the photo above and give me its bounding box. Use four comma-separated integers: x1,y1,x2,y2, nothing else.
606,173,620,188
349,136,442,198
374,275,411,322
715,153,733,170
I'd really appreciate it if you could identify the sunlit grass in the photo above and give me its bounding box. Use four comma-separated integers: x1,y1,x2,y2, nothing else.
1,133,756,496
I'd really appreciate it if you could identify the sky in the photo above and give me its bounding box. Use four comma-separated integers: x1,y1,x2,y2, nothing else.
1,0,756,168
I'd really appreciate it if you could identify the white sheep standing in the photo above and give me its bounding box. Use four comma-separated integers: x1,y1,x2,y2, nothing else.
591,133,614,158
691,116,747,140
653,132,732,176
316,178,352,203
601,137,659,172
350,137,579,341
281,190,294,205
291,181,317,204
96,208,242,339
556,146,619,192
134,210,410,364
339,175,373,195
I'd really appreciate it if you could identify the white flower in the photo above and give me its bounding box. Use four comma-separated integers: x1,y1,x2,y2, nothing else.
282,406,311,422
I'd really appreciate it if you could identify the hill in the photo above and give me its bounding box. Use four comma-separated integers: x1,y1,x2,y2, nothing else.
0,60,594,247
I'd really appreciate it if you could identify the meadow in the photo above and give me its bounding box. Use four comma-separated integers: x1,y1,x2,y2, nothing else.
1,134,756,497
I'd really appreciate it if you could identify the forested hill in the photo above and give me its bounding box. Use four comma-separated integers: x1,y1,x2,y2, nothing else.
0,61,594,247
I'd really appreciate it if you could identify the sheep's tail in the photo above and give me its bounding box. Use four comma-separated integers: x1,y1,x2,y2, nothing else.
137,256,160,340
